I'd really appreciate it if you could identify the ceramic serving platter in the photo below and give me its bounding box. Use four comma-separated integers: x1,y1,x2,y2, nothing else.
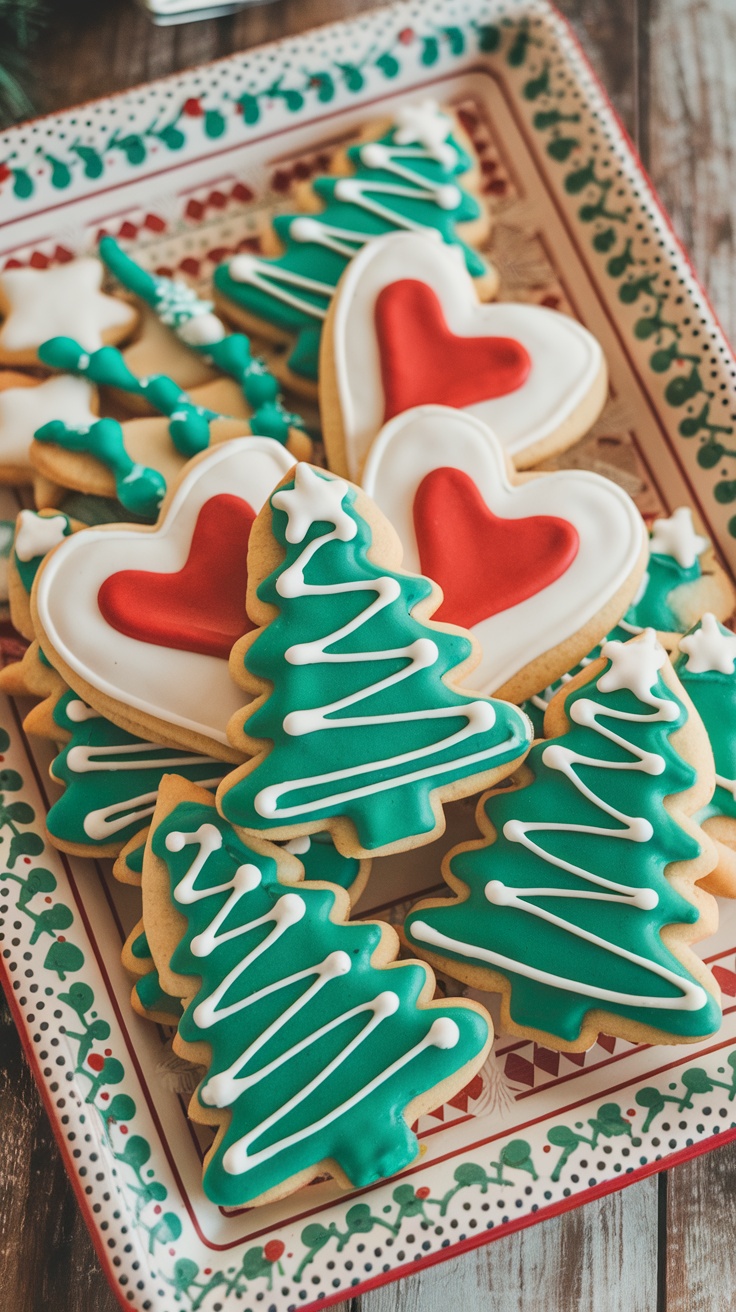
3,3,736,1309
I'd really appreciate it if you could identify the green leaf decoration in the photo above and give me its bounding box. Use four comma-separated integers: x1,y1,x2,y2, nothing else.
375,52,400,77
204,109,226,138
421,35,439,64
0,769,23,791
6,800,34,823
106,1094,137,1123
72,144,103,179
8,830,44,867
547,136,577,161
476,23,501,52
158,124,185,150
443,26,465,55
12,168,32,199
239,93,260,124
43,939,84,980
58,980,94,1016
0,726,10,751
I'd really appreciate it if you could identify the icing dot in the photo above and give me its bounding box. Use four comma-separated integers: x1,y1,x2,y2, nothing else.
290,216,329,244
428,1017,460,1049
465,700,497,732
628,817,654,843
233,863,262,894
360,143,390,169
412,638,439,669
323,950,351,978
631,888,659,911
373,990,400,1018
334,179,360,203
436,184,461,210
165,831,186,852
502,819,525,844
177,311,226,347
485,879,515,907
277,892,306,926
284,835,311,855
228,253,258,282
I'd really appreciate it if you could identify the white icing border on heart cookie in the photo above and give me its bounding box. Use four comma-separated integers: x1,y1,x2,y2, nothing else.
361,406,646,695
35,437,294,748
329,232,606,480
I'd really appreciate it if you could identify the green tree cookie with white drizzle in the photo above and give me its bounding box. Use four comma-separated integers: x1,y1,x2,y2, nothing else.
405,630,722,1050
218,463,532,858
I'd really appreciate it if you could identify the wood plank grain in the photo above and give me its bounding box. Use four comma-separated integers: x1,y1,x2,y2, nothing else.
0,994,119,1312
665,1144,736,1312
356,1179,660,1312
646,0,736,340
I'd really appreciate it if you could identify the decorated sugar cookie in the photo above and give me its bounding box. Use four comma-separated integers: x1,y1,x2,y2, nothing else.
31,336,310,520
8,509,78,640
673,614,736,898
34,687,229,857
100,236,312,448
321,232,607,478
0,371,98,484
522,504,736,734
361,405,647,703
404,630,722,1051
0,257,138,365
213,101,495,391
144,776,491,1207
218,462,532,858
33,437,295,759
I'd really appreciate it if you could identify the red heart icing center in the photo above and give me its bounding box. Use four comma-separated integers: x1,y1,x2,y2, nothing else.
413,467,579,629
98,493,255,659
375,279,532,422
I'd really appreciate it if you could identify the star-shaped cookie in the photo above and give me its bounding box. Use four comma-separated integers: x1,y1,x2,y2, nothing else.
0,258,138,364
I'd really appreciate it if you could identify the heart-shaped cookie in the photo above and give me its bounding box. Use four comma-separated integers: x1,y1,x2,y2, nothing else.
322,231,607,480
361,406,647,701
33,437,294,758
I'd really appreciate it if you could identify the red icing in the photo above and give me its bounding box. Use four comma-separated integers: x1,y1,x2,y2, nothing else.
98,494,255,659
413,467,579,628
375,280,531,421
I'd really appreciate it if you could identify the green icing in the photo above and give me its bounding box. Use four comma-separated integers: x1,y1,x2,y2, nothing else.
520,544,705,733
295,832,360,892
624,552,701,634
35,412,165,520
14,512,74,595
124,842,145,877
219,465,531,852
99,236,306,445
131,928,151,961
674,617,736,822
153,799,488,1205
406,634,721,1044
47,690,228,851
213,113,487,381
134,966,182,1020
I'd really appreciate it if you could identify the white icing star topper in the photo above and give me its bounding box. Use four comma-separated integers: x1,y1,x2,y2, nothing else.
679,612,736,675
649,506,708,570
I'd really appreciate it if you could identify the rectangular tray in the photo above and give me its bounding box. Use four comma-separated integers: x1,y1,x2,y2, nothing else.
2,3,736,1309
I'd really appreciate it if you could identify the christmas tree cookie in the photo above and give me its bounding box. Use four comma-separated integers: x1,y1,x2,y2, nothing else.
405,630,722,1050
213,101,496,391
143,776,492,1207
674,614,736,897
218,462,532,858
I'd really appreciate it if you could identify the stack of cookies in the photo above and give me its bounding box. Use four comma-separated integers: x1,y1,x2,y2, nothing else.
2,98,735,1212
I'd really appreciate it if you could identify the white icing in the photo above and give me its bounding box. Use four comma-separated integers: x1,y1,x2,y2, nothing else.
392,100,455,166
283,835,311,856
330,232,606,477
0,258,136,354
35,438,295,748
411,642,708,1015
176,312,227,347
225,127,469,325
250,464,519,823
166,823,459,1176
66,698,102,723
649,506,708,568
598,629,675,707
64,741,224,841
0,375,97,469
361,406,647,696
679,613,736,674
15,511,69,562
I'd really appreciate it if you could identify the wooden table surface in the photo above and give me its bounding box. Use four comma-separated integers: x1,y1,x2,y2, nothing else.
2,0,736,1307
